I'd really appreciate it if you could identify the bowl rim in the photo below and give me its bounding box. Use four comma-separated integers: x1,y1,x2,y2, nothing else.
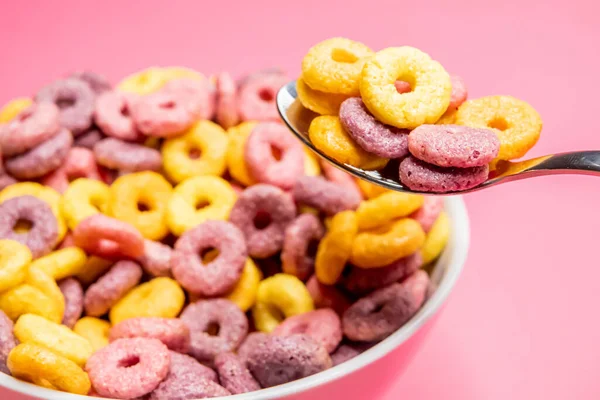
0,196,469,400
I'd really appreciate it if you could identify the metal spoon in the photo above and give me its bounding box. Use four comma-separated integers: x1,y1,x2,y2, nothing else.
276,80,600,194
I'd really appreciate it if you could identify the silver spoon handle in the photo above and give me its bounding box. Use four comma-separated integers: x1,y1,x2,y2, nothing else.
491,151,600,185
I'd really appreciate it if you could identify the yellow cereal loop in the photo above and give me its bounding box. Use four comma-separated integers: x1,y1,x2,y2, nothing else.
350,218,426,268
29,247,87,281
436,109,458,125
109,277,185,324
117,67,167,94
455,95,542,161
0,97,32,123
315,211,358,285
226,121,258,186
162,120,229,183
308,115,388,170
303,147,321,176
61,178,111,230
0,182,67,243
7,343,91,395
0,284,61,323
360,46,452,129
73,317,111,352
356,179,390,199
13,313,93,367
166,176,237,236
109,171,173,241
0,240,31,293
75,256,113,286
25,267,65,321
296,77,349,115
225,258,263,312
302,37,374,96
421,212,450,265
356,192,424,230
161,66,205,83
252,273,314,333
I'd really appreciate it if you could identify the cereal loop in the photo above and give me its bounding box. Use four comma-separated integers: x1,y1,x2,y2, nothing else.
61,178,111,231
421,212,450,265
225,258,263,312
306,275,351,315
58,278,84,328
252,273,314,333
69,71,112,94
73,317,111,352
350,218,426,268
138,239,173,277
215,71,239,129
308,115,388,170
296,77,349,115
109,317,190,353
0,240,32,293
360,46,452,129
94,90,142,141
0,310,16,374
0,102,60,157
8,343,91,395
237,73,288,122
74,214,144,260
41,147,103,194
109,277,185,324
162,120,228,183
109,171,172,240
281,213,325,281
29,247,87,281
166,176,237,236
0,97,32,124
94,137,163,173
214,352,261,395
410,196,444,233
273,308,342,353
315,210,358,285
356,192,424,230
302,37,373,96
0,284,61,323
226,121,259,186
293,175,361,216
117,67,167,95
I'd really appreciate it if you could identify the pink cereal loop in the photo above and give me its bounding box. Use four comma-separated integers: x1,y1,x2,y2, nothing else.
41,147,102,193
138,239,173,277
109,317,190,353
273,308,342,353
94,90,143,141
73,214,145,259
215,72,239,129
0,310,16,375
319,160,363,200
59,278,84,328
410,196,444,232
0,102,60,157
237,73,288,122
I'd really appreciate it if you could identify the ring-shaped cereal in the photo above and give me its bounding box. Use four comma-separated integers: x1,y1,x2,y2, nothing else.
455,95,543,161
225,258,263,312
117,67,167,95
0,310,16,374
360,46,452,129
0,102,60,157
166,176,237,236
301,37,374,96
61,178,111,230
29,247,87,281
281,213,325,281
73,214,145,259
162,120,228,183
0,284,61,323
109,171,172,241
25,266,65,321
356,179,389,199
356,192,424,231
273,308,342,353
350,218,426,268
0,97,32,123
108,317,190,353
41,147,103,194
73,317,111,352
0,182,67,243
296,77,349,116
303,147,321,176
171,220,247,297
252,273,314,333
58,278,83,328
0,240,32,293
75,256,113,286
421,212,450,265
94,137,163,172
315,210,358,285
109,277,185,324
308,115,388,170
226,121,258,187
7,343,91,395
237,73,288,122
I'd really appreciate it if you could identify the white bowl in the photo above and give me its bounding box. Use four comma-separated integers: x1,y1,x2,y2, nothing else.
0,196,469,400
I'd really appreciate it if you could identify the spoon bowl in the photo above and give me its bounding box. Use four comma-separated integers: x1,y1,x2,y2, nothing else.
277,80,600,194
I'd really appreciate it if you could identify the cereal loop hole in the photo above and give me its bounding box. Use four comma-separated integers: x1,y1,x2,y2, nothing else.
188,147,202,159
331,48,359,64
194,198,211,210
200,247,220,263
56,96,76,109
137,201,151,212
258,89,274,102
488,117,509,131
206,322,220,336
270,145,283,161
118,355,141,368
253,210,272,230
159,100,176,109
13,218,33,233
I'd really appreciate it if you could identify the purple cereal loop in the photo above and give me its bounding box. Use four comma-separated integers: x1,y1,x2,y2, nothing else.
342,252,423,295
320,161,363,200
228,184,296,258
214,352,261,394
449,75,468,110
94,91,143,141
410,196,444,232
236,331,268,365
281,213,325,281
167,351,218,382
85,337,170,399
93,137,162,172
0,195,58,258
4,128,73,180
180,299,249,366
83,260,143,317
171,220,247,297
69,71,112,94
293,175,361,216
215,72,239,129
73,128,105,149
330,342,375,366
408,124,500,168
246,334,332,388
339,97,410,158
0,310,17,375
0,102,60,157
237,73,289,121
138,239,172,277
273,308,343,353
245,122,305,190
342,283,419,342
35,78,96,135
109,317,190,353
399,156,489,193
401,269,431,309
58,278,84,328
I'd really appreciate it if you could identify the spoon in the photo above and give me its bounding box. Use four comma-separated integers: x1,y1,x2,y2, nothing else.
276,80,600,195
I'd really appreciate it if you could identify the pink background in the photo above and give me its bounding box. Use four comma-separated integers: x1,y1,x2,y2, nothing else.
1,1,600,399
